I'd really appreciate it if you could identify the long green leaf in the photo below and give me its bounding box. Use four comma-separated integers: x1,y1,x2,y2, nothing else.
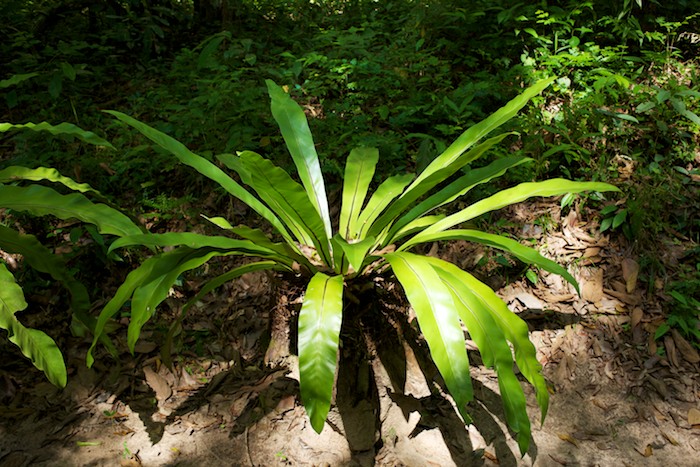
413,79,554,188
0,72,39,89
104,110,293,245
87,252,163,366
0,185,142,238
87,247,246,365
405,179,619,249
406,229,579,293
197,32,231,69
217,152,310,241
0,166,104,198
369,77,556,240
486,290,549,427
340,147,379,239
224,226,299,266
384,252,473,421
427,257,537,454
387,155,530,242
201,218,307,269
0,263,67,387
266,81,333,247
0,225,92,328
220,151,331,265
110,231,295,271
355,173,414,239
298,273,344,433
0,121,114,148
201,215,236,230
392,215,446,242
127,247,235,353
370,133,514,239
109,232,279,257
430,259,548,423
215,153,311,248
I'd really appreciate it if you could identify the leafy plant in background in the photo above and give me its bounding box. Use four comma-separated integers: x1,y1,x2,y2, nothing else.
597,0,645,46
635,82,700,136
641,12,700,66
656,259,700,349
0,121,142,387
599,204,628,234
87,77,617,454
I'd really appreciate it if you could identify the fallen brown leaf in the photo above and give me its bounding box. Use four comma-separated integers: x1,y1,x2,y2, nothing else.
664,335,680,367
103,411,129,420
595,440,616,450
556,354,574,383
621,258,639,293
230,392,253,418
672,329,700,363
631,307,643,328
603,288,640,305
543,293,576,303
661,430,680,446
120,458,142,467
557,432,579,447
604,361,615,380
611,280,627,294
134,341,157,354
275,394,296,413
143,367,172,403
648,333,658,356
688,408,700,426
99,162,116,175
548,454,569,466
583,247,601,258
580,268,604,303
514,292,545,310
591,398,613,411
572,229,597,243
483,450,499,463
645,376,669,400
177,367,199,391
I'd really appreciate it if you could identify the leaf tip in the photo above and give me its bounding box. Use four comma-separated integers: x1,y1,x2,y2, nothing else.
265,79,283,96
310,414,326,434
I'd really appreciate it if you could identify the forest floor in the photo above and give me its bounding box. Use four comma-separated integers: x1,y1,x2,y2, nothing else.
1,199,699,467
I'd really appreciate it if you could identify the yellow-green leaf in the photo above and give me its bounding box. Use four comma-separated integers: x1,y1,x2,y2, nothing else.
298,273,344,433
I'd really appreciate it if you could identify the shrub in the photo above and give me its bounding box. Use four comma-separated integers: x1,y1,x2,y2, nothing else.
0,121,141,386
87,78,617,454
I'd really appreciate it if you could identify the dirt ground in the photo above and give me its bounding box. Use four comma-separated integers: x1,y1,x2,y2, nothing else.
1,200,699,466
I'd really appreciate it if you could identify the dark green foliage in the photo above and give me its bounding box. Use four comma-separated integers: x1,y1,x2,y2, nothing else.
659,266,700,349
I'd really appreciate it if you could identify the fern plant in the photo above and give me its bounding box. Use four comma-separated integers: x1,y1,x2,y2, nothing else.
0,122,141,387
88,78,617,453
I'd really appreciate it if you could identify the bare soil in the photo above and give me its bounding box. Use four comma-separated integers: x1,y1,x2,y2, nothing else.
1,200,699,466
